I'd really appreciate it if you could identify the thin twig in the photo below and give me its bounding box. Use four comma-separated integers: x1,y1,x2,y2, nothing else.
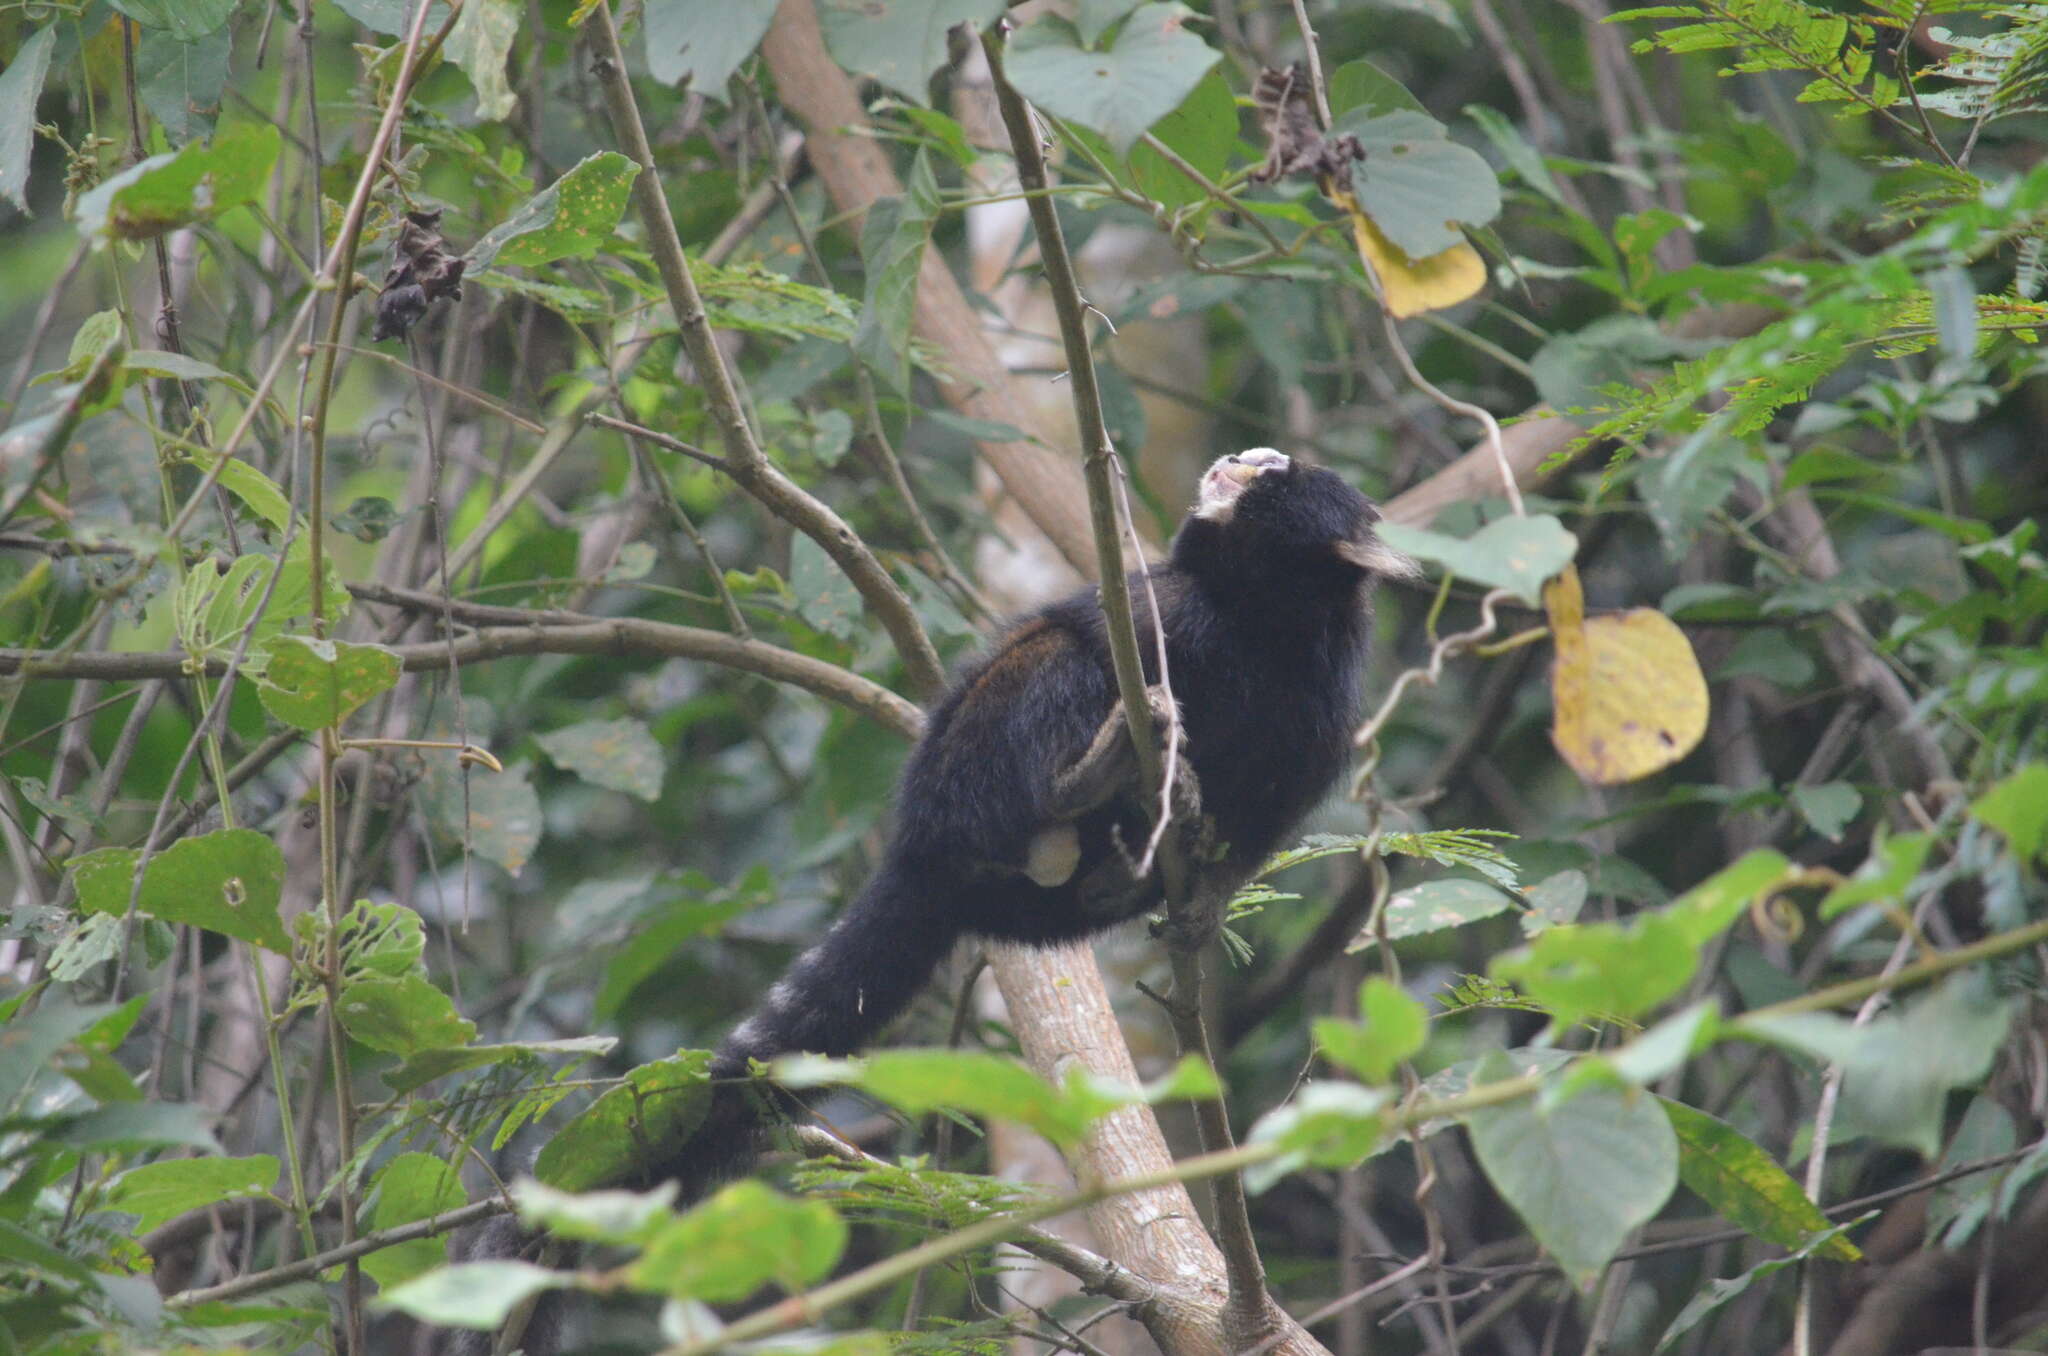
585,2,946,700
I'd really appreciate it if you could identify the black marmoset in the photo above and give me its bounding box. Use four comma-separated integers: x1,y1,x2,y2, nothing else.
451,450,1404,1354
708,450,1404,1135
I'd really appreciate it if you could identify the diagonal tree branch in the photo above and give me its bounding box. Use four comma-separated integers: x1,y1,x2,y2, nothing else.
583,2,945,701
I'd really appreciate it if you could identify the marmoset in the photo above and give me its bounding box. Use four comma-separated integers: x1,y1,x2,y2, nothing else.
452,450,1405,1352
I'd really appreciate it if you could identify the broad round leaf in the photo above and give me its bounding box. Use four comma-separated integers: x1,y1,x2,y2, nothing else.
1005,6,1221,156
1466,1080,1678,1281
1336,108,1502,259
1374,514,1577,605
819,0,1007,104
1546,566,1708,786
256,636,402,731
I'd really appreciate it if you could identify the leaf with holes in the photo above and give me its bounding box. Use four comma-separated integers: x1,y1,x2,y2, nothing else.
537,718,665,802
256,636,401,731
471,152,642,269
71,828,290,954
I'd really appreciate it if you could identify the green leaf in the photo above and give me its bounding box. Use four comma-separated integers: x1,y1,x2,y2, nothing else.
331,0,452,34
1329,58,1428,119
788,534,864,641
136,28,231,145
1714,629,1815,686
698,261,858,342
643,0,780,94
1315,977,1427,1083
1005,6,1222,156
192,454,293,533
1245,1082,1391,1190
129,349,257,399
1604,1002,1718,1087
421,758,543,877
74,123,281,242
363,1154,467,1289
1077,0,1144,45
631,1180,847,1301
1742,974,2014,1157
1490,910,1697,1028
1335,107,1502,258
1374,515,1578,606
1652,1220,1867,1353
536,1054,715,1192
256,636,402,731
1126,68,1237,212
471,151,642,269
782,1050,1088,1146
380,1260,571,1329
1662,1100,1858,1260
0,1001,116,1112
71,828,291,954
336,976,477,1058
512,1178,677,1246
107,0,237,40
383,1035,615,1095
1972,763,2048,861
0,26,58,213
0,1218,92,1283
1791,781,1861,841
444,0,520,120
537,718,666,802
1664,848,1791,946
595,894,758,1020
106,1155,277,1234
1376,877,1515,942
1520,869,1588,935
1820,832,1933,920
819,0,1007,104
1465,1077,1677,1281
55,1102,221,1154
853,155,938,390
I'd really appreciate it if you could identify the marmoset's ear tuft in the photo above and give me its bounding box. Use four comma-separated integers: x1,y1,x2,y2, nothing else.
1334,534,1422,579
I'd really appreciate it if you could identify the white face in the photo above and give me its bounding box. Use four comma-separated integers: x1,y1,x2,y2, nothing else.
1193,448,1290,521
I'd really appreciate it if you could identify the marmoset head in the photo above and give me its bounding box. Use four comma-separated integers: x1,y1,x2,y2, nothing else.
1182,449,1417,582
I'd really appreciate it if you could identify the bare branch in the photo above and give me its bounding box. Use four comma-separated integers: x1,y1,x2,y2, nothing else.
584,3,946,701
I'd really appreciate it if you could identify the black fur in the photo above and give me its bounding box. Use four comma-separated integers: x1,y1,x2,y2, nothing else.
446,456,1389,1353
708,454,1384,1152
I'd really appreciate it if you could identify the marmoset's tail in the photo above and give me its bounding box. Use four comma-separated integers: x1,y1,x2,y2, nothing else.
444,863,959,1354
710,858,961,1081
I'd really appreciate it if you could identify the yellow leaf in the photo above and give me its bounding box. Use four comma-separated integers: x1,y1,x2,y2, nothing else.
1545,566,1709,786
1333,186,1485,318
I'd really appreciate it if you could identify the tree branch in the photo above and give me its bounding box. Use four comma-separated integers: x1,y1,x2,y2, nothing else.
584,2,946,701
0,614,924,741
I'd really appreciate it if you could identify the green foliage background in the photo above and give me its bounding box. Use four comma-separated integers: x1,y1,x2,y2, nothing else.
0,0,2044,1353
